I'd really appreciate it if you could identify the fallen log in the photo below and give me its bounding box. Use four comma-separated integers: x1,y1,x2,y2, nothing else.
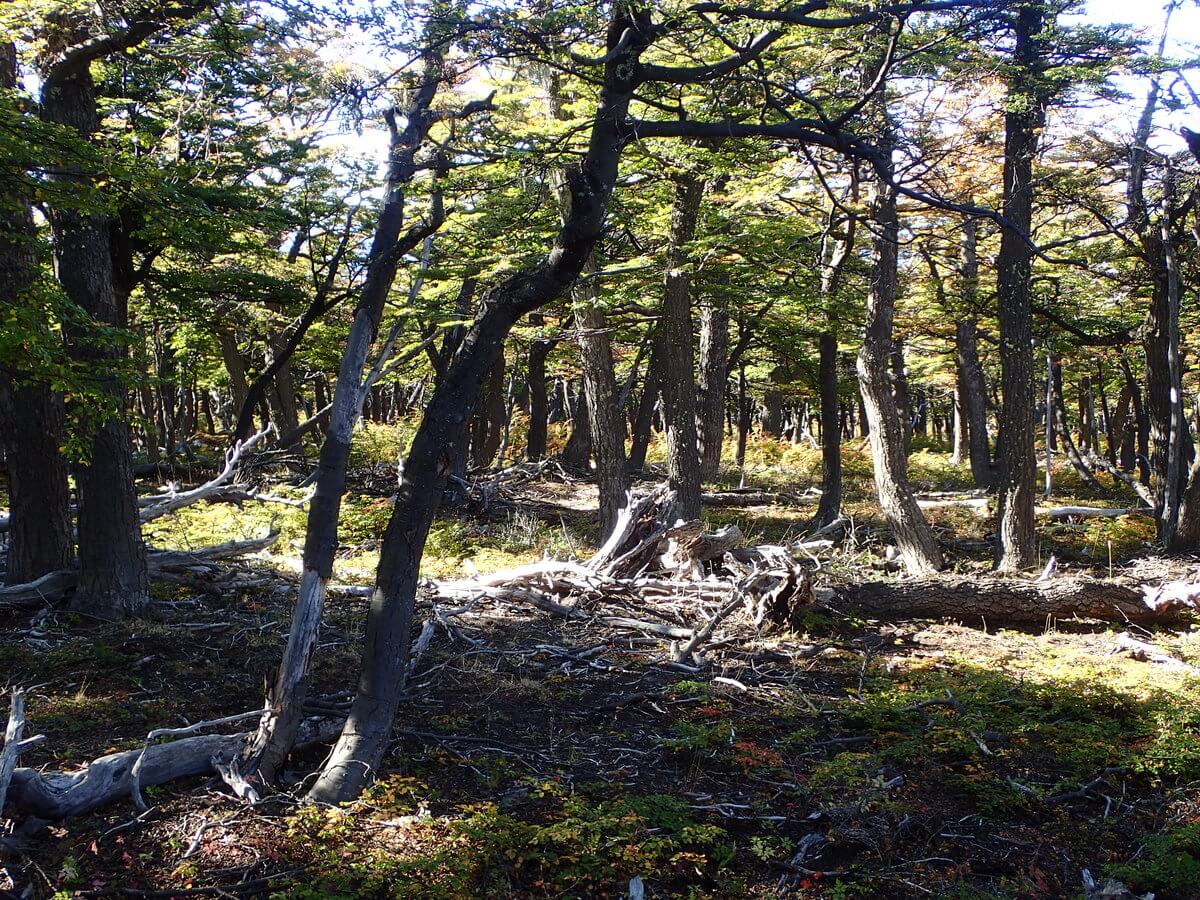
9,732,243,820
830,576,1200,625
0,529,280,608
1036,506,1149,519
917,497,990,516
700,490,811,507
6,714,341,821
1111,632,1199,672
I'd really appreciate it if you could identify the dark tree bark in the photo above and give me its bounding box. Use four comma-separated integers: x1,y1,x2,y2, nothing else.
242,59,452,784
1078,375,1095,453
697,290,729,482
762,388,784,438
627,341,660,473
560,379,593,468
546,75,628,536
956,220,994,488
0,43,74,585
813,330,844,528
469,351,506,469
1119,353,1152,486
856,144,942,575
735,365,750,469
574,288,628,536
658,175,706,520
813,188,856,528
1143,176,1193,547
41,48,149,618
890,337,912,454
1110,381,1132,468
995,3,1047,572
307,11,659,803
218,330,251,421
526,315,553,461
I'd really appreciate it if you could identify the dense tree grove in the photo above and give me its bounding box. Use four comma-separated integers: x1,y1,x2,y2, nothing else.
2,0,1200,894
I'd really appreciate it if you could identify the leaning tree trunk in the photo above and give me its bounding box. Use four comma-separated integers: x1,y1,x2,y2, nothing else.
0,43,73,585
241,62,450,784
218,330,251,423
994,3,1046,572
306,11,651,804
856,167,942,575
41,58,149,618
658,176,706,520
697,290,729,482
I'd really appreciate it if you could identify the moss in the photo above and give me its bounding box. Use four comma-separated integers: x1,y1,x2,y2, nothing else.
1108,823,1200,895
283,787,742,898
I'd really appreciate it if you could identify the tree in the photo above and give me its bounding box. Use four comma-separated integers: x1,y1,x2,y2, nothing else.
856,105,944,575
243,37,488,782
34,5,214,616
658,174,706,520
994,2,1049,572
0,42,73,586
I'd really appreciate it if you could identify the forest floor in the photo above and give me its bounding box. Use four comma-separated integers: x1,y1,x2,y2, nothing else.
3,428,1200,899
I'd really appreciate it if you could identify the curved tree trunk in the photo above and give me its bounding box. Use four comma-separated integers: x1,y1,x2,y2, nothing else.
306,12,652,804
241,61,450,784
545,75,628,536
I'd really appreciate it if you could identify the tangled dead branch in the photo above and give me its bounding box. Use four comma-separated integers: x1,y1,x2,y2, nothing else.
0,529,281,608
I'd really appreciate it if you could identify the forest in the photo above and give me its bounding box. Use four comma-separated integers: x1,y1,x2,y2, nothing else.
2,0,1200,896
